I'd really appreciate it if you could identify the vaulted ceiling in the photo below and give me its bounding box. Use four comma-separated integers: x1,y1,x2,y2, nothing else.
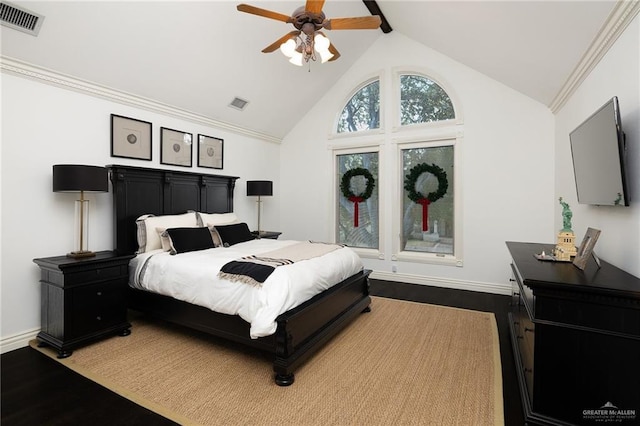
1,1,623,140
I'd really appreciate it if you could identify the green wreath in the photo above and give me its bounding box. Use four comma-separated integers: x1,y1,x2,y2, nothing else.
340,168,375,201
404,163,448,203
404,163,448,232
340,167,375,227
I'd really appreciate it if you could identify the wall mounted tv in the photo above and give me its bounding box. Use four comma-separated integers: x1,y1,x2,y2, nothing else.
569,96,629,206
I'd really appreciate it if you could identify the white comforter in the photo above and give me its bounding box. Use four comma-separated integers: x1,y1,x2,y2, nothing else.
130,239,363,338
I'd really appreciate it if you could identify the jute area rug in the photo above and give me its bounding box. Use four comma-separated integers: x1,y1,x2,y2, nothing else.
32,297,503,426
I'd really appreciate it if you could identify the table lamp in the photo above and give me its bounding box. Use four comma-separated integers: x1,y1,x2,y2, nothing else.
246,180,272,236
53,164,108,258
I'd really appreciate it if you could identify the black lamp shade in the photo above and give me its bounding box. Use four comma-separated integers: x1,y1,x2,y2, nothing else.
247,180,273,196
53,165,108,192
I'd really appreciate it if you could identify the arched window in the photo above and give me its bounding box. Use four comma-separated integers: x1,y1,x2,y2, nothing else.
400,74,454,125
333,72,462,265
337,80,380,133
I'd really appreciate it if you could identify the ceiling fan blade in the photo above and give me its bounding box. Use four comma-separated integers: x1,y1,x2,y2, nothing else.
237,4,292,23
261,31,301,53
328,43,340,61
324,16,381,30
305,0,325,15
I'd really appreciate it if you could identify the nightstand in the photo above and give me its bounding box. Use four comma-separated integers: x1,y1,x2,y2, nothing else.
252,231,282,240
33,251,135,358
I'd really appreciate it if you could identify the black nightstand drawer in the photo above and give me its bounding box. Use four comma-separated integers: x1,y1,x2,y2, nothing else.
71,281,126,336
63,265,125,286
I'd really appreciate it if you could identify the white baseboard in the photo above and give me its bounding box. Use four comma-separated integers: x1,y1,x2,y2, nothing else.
1,328,39,354
370,270,512,295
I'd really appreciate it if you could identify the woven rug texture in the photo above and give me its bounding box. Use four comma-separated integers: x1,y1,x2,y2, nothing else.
33,296,503,426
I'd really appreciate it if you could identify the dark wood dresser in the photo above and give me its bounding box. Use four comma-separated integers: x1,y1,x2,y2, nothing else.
507,241,640,426
34,251,135,358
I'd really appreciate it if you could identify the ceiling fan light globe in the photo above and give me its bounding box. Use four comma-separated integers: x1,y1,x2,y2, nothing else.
319,49,334,63
289,52,304,66
280,39,297,58
314,33,330,50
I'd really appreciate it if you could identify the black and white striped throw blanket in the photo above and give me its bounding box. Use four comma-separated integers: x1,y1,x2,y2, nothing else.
218,241,344,287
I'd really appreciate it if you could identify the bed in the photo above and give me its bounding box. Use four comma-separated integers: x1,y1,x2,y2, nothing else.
108,164,371,386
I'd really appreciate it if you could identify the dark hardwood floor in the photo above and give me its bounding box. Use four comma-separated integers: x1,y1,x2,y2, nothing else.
1,280,524,425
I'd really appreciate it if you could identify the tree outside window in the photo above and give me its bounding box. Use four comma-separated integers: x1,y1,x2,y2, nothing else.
337,152,379,248
337,80,380,133
400,75,454,125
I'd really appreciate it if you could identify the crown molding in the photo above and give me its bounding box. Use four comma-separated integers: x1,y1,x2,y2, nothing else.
0,56,282,144
549,0,640,113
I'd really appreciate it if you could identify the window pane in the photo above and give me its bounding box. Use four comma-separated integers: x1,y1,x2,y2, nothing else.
400,75,454,125
337,152,379,248
337,81,380,133
402,145,454,254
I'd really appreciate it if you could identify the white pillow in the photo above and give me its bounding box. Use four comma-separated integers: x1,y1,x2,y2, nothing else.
156,227,172,252
196,212,239,227
135,212,198,253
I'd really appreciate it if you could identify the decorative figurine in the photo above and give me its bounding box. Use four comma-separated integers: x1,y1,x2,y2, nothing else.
553,197,577,261
559,197,573,232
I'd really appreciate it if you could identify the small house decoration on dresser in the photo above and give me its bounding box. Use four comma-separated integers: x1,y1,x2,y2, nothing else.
552,197,578,261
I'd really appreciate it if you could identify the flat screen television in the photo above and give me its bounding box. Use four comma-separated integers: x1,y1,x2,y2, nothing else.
569,96,629,206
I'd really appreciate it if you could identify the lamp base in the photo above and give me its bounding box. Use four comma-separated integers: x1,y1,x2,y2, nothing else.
66,250,96,259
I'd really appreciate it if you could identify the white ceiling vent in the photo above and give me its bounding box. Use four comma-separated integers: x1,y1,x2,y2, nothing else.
1,1,44,36
228,97,249,111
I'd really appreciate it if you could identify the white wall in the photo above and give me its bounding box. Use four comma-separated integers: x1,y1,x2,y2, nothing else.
279,32,556,293
555,14,640,277
0,73,280,348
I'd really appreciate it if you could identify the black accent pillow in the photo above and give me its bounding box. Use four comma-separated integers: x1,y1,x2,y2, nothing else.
214,222,255,246
165,227,215,254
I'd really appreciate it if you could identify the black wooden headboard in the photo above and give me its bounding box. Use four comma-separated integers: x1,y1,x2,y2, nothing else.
108,165,239,255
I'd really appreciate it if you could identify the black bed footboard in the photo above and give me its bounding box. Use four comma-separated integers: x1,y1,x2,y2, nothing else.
272,269,371,385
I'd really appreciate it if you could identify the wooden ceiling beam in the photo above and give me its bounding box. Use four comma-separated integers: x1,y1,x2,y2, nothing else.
362,0,392,33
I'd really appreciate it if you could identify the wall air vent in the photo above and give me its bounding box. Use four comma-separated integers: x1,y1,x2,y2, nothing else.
1,1,44,36
228,97,249,111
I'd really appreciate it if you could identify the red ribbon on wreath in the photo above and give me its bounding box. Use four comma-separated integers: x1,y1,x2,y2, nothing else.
417,198,431,232
405,163,448,234
348,196,364,227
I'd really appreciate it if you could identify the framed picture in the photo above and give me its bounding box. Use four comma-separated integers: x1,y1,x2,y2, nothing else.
573,227,601,270
110,114,152,160
160,127,193,167
197,134,224,169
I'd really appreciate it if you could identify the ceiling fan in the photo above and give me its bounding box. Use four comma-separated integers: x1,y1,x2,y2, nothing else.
237,1,382,65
